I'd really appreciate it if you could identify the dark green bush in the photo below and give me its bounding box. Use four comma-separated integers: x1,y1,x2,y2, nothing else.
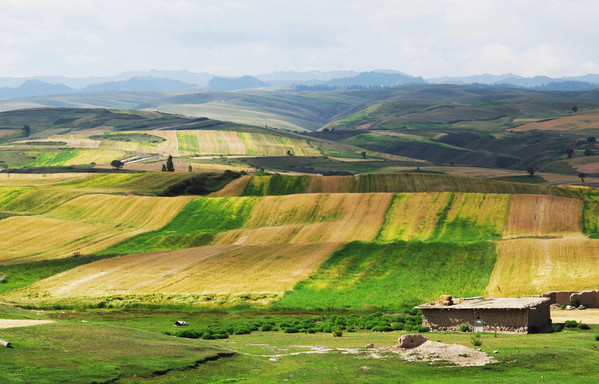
371,325,393,332
418,326,429,333
564,320,579,328
578,323,591,330
459,323,470,332
553,324,565,333
392,322,405,331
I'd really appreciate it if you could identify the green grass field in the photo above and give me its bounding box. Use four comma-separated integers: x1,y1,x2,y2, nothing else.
275,241,497,311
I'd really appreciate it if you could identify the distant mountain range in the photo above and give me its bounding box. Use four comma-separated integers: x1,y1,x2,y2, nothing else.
1,69,599,99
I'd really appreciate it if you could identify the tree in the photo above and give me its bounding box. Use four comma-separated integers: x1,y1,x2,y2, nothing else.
22,125,31,137
584,149,594,156
161,164,167,172
571,106,578,113
587,136,597,143
566,148,574,158
286,149,293,156
188,164,193,172
110,160,124,169
579,173,587,183
527,167,535,178
361,151,367,159
166,155,175,172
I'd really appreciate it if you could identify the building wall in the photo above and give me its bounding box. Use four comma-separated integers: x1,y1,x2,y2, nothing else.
422,307,545,333
527,301,551,332
545,291,599,307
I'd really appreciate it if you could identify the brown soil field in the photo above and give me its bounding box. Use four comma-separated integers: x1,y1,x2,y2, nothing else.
513,111,599,132
504,195,583,238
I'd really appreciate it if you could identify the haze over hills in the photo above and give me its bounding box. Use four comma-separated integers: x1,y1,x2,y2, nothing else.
3,69,599,100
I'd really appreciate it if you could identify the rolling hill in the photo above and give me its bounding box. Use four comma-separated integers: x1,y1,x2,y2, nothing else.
0,172,596,311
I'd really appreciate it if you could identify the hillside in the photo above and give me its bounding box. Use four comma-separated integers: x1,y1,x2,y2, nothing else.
0,108,368,170
0,171,596,311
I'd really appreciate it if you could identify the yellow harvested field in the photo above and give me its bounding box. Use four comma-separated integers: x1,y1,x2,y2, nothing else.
0,216,103,263
154,130,180,156
486,236,599,297
213,193,393,245
46,194,192,228
209,175,252,197
0,195,191,263
504,195,583,238
13,243,342,300
0,173,91,187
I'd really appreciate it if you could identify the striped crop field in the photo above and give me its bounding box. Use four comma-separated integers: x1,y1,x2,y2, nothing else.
213,193,393,245
7,243,343,305
174,130,321,156
238,173,556,196
486,236,599,297
504,194,583,238
25,149,127,167
377,193,510,242
0,194,191,264
514,111,599,132
1,188,89,215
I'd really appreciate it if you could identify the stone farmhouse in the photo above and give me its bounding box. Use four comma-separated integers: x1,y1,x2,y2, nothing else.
416,296,552,333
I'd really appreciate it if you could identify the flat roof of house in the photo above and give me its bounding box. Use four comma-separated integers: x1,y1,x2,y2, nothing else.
416,297,550,310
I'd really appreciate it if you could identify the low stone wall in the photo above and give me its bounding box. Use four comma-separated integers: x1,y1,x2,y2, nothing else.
544,291,599,307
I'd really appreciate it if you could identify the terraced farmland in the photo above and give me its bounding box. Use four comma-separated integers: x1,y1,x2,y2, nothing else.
0,170,597,310
238,174,556,197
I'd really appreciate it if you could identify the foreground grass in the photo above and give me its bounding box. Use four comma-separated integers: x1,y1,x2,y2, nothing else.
0,319,225,384
117,325,599,384
275,241,497,311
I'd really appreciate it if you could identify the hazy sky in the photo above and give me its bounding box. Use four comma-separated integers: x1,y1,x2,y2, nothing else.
1,0,598,78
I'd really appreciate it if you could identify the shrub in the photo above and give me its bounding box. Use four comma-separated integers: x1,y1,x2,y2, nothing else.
595,335,599,341
418,326,429,333
564,320,579,328
233,326,252,335
578,323,591,330
346,326,356,332
553,324,565,333
283,327,299,334
307,328,317,334
459,323,470,332
332,328,343,337
176,329,202,339
470,334,483,347
261,324,273,332
392,322,405,331
371,325,393,332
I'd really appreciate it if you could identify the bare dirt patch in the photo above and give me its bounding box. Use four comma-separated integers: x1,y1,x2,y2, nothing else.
0,319,54,329
551,309,599,324
379,340,496,366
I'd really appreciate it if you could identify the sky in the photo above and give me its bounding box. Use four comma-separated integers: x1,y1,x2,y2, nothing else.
1,0,598,79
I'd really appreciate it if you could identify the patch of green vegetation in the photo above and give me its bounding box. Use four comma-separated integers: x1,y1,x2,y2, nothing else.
275,241,497,311
492,175,547,184
20,141,67,146
100,196,256,254
0,255,115,295
583,199,599,238
90,132,166,144
24,150,79,167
